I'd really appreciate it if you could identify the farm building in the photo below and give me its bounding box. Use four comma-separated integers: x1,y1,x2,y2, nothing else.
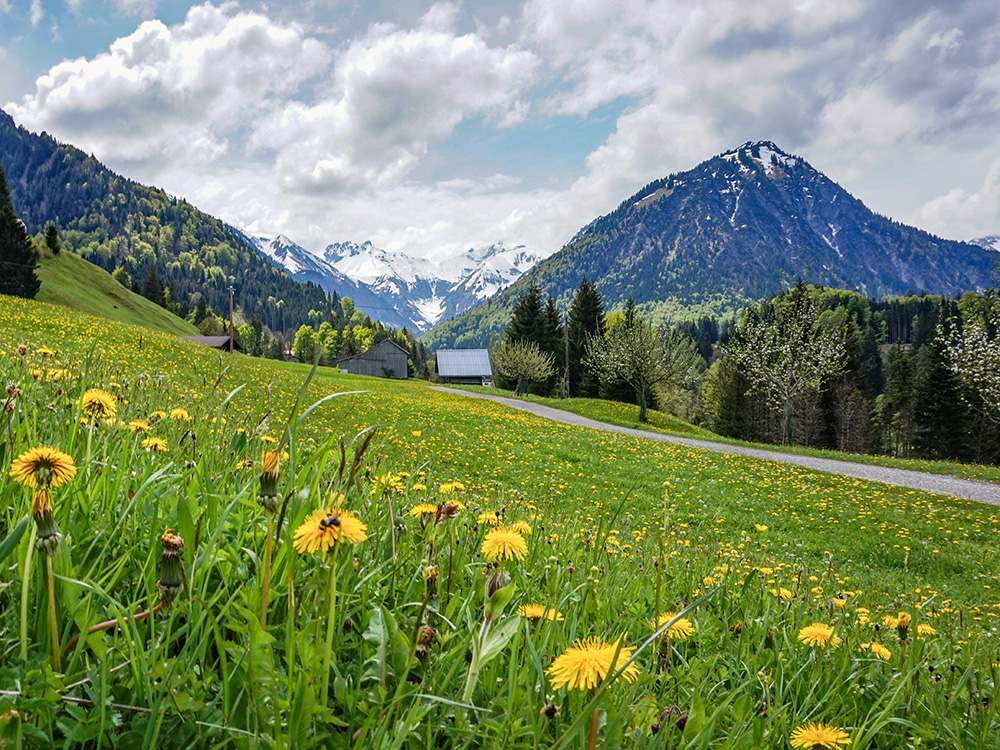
436,349,493,386
180,335,244,352
339,339,409,379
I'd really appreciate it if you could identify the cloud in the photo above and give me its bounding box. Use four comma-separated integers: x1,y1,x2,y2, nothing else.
29,0,42,26
910,155,1000,239
251,7,537,192
7,2,328,168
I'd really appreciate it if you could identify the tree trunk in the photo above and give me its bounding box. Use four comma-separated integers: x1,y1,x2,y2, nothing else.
637,386,648,423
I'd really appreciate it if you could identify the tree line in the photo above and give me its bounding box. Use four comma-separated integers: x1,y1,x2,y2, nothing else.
491,278,1000,466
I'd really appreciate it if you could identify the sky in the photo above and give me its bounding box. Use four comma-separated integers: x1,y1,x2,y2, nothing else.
2,0,999,261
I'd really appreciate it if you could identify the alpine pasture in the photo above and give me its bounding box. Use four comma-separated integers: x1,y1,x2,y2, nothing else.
2,296,999,748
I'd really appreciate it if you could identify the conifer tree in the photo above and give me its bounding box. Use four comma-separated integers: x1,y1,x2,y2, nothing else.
45,222,61,254
143,264,165,307
506,285,545,346
0,165,40,298
567,277,605,397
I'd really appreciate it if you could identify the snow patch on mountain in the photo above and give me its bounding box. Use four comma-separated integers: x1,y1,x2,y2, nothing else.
970,236,1000,253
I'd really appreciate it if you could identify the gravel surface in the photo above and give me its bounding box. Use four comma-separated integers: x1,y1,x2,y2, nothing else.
431,387,1000,507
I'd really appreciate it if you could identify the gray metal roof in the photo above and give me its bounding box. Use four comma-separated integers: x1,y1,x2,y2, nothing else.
436,349,493,377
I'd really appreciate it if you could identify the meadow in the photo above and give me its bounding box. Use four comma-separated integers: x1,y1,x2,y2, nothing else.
1,295,999,748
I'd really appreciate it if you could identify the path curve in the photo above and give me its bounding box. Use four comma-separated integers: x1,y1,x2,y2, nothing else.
430,387,1000,507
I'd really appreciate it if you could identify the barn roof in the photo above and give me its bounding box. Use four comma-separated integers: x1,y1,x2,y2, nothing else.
436,349,493,378
180,335,244,351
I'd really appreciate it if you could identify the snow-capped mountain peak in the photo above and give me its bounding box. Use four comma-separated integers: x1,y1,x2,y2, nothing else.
245,231,541,332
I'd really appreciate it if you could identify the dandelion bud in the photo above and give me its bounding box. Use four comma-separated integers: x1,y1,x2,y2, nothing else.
764,629,774,650
486,569,510,600
675,713,688,731
424,565,438,599
156,529,185,607
32,489,62,557
650,722,660,735
17,344,27,356
896,611,911,641
257,450,281,513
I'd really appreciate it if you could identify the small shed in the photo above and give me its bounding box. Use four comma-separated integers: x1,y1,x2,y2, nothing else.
339,339,408,379
180,335,244,352
436,349,493,386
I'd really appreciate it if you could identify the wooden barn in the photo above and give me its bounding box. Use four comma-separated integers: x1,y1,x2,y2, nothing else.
339,339,409,379
436,349,493,386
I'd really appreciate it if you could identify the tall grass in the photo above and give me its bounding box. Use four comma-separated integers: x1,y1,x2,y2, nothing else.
0,296,998,748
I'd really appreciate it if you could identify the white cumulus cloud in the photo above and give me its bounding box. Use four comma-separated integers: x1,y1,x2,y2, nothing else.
7,2,328,168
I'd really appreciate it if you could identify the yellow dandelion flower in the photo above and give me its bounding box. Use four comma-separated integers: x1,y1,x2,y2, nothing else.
832,597,847,608
81,389,117,420
261,450,280,479
655,612,696,639
917,623,936,636
546,636,640,691
882,615,899,628
770,587,794,600
31,487,53,515
150,410,166,421
478,510,501,526
789,722,852,748
861,642,891,660
856,608,870,625
9,446,77,488
141,437,168,453
169,407,192,421
754,524,768,532
798,623,841,649
409,503,438,518
129,419,150,433
481,527,528,561
518,604,564,621
292,506,368,554
411,430,422,438
261,434,277,444
35,346,55,356
509,520,532,535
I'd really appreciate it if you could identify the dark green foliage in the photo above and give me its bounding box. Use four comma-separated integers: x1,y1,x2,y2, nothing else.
44,222,61,254
566,277,606,397
0,164,40,299
142,264,165,308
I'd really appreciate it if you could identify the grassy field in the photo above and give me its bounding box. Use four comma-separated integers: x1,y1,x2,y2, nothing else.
2,295,999,748
453,384,1000,484
35,250,199,337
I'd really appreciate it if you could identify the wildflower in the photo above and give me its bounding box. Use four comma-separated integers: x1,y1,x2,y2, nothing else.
655,612,696,640
411,430,422,438
754,524,768,532
157,529,186,606
917,623,936,636
789,722,852,748
882,614,899,628
128,419,150,433
150,410,166,421
170,407,192,421
9,446,77,488
856,608,870,625
292,505,368,554
770,587,794,600
258,450,281,513
141,437,168,453
481,527,528,562
35,346,55,356
518,604,564,621
861,642,891,660
896,611,911,640
439,481,465,494
509,520,532,535
261,434,277,444
478,510,501,526
797,623,841,649
546,636,640,691
81,389,117,420
409,503,438,518
832,598,846,608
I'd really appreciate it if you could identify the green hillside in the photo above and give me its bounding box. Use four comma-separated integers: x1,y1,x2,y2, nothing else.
35,249,198,336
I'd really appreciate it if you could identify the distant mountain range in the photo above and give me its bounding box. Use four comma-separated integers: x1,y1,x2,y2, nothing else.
239,232,540,332
423,140,999,350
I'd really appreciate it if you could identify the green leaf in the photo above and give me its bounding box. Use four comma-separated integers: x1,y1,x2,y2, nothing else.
0,515,29,566
480,616,521,665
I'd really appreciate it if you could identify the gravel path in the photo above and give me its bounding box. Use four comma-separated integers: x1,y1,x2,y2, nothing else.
430,387,1000,507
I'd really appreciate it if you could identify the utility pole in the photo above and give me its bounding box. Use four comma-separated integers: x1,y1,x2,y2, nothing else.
229,286,235,353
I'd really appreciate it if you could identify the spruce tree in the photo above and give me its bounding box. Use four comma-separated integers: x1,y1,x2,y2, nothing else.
142,264,165,307
45,222,61,254
0,165,40,299
567,277,605,397
505,285,545,346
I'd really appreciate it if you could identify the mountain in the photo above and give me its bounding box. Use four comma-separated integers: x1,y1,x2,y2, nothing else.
0,109,341,335
423,140,999,350
970,236,1000,254
244,232,540,332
